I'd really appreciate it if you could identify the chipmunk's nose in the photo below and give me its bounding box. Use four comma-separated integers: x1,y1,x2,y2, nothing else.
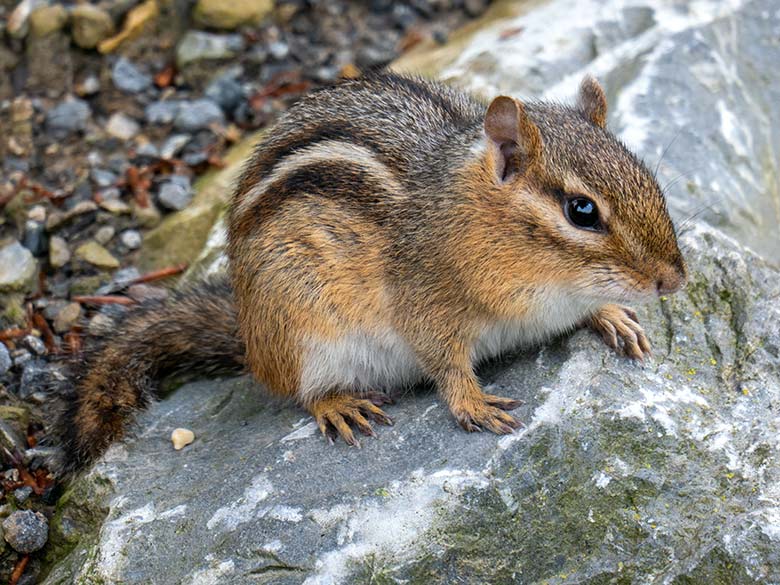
655,257,687,295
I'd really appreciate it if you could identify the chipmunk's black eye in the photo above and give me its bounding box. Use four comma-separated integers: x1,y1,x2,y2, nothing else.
565,197,601,230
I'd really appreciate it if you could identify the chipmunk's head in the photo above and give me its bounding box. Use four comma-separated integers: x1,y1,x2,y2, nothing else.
482,76,687,302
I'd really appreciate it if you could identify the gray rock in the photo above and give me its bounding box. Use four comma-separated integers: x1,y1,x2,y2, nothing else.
111,57,152,94
3,510,48,554
0,240,37,293
53,302,82,334
0,419,26,455
49,236,71,268
105,112,140,140
159,134,191,159
176,31,245,68
22,335,46,356
20,359,50,398
120,230,142,250
0,343,11,376
94,225,116,245
45,97,90,137
42,1,780,583
22,219,46,256
144,100,182,125
13,486,33,504
205,73,244,113
158,176,193,211
173,99,225,132
91,168,117,188
88,313,115,337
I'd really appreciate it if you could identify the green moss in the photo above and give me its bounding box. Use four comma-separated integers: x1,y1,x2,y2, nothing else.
41,474,114,582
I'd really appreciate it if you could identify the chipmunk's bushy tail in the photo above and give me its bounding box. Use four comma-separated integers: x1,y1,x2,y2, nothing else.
55,275,245,475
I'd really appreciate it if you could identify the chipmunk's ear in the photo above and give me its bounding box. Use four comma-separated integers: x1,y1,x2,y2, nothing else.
578,75,607,128
484,96,542,183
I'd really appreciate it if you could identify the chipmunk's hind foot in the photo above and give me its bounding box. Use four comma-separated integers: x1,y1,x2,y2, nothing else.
310,393,394,447
588,304,651,360
451,392,523,434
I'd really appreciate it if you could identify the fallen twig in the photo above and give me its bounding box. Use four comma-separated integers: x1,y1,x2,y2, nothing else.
9,554,29,585
126,263,188,285
72,295,136,306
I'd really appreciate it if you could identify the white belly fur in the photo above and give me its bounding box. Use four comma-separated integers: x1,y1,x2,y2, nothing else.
299,288,602,401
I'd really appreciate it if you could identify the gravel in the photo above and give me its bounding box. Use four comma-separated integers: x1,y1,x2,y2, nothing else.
45,97,91,136
174,99,225,132
158,176,194,211
111,57,153,93
0,344,11,376
2,510,49,554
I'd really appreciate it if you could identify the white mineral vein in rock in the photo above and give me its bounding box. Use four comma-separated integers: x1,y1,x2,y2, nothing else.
206,474,273,531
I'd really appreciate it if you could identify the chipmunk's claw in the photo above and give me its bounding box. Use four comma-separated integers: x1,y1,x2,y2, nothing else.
311,394,394,447
588,304,651,360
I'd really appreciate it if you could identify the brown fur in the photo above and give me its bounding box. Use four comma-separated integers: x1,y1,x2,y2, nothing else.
58,73,686,473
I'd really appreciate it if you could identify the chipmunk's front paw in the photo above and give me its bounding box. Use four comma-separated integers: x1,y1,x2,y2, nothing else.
450,392,523,434
588,304,650,360
309,393,394,447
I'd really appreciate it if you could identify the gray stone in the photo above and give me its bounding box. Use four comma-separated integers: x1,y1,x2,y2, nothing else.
22,219,46,256
205,72,244,113
13,486,33,504
0,343,11,376
20,359,50,398
45,97,90,137
49,236,71,268
120,230,142,250
0,240,37,293
42,1,780,583
88,313,115,337
3,510,48,554
159,134,191,159
94,226,116,245
176,31,245,68
111,57,152,94
173,99,225,132
105,112,140,140
145,101,182,125
22,335,46,356
53,302,82,334
0,419,26,455
158,176,193,211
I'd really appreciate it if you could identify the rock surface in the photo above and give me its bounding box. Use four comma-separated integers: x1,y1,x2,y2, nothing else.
42,0,780,583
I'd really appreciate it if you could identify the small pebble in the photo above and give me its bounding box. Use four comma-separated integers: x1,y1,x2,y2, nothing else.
112,57,152,93
99,199,132,215
95,225,116,245
13,486,33,504
20,359,51,398
12,350,32,369
145,100,181,125
171,428,195,450
0,344,11,376
160,134,191,159
53,302,82,333
76,74,101,96
49,236,71,268
174,99,224,132
2,510,49,553
91,168,117,188
158,176,193,211
106,112,140,140
22,335,46,356
88,313,115,336
120,230,142,250
45,98,91,137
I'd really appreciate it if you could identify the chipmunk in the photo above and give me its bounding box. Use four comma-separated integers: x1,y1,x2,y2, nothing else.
56,73,686,473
